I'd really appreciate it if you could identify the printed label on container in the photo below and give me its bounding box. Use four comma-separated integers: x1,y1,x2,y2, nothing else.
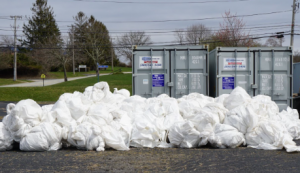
152,74,164,87
264,57,290,67
139,56,162,69
222,77,234,89
223,58,246,70
176,73,188,90
260,74,284,91
143,79,148,84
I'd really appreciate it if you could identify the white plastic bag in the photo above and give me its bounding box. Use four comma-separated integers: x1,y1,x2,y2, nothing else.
223,86,251,110
20,122,62,151
245,120,300,152
2,99,42,142
67,122,105,151
208,123,246,148
0,122,13,151
168,121,200,148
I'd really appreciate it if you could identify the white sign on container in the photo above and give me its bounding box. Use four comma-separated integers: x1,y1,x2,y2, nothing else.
223,58,246,70
139,56,162,69
143,79,148,84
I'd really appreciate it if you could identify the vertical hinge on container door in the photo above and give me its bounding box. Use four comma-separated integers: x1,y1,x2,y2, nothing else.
150,48,153,97
248,49,251,93
188,48,190,94
216,53,220,96
271,49,275,100
235,49,237,88
206,49,209,96
174,49,177,97
258,49,261,95
163,48,166,94
132,52,135,95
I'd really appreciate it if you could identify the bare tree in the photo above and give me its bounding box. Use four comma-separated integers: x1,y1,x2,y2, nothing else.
0,37,11,69
116,31,152,64
30,44,55,73
185,24,212,45
264,37,285,47
47,36,71,82
294,51,300,63
1,36,14,46
174,24,211,45
174,29,185,45
215,11,255,47
30,35,71,81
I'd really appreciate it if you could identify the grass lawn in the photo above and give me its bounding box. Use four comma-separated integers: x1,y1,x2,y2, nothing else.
0,78,32,86
47,66,132,79
0,74,132,102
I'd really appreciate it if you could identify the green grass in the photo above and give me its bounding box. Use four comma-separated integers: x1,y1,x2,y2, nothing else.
47,66,132,79
0,74,132,102
0,78,32,86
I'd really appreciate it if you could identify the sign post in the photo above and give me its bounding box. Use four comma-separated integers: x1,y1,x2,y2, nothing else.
41,74,45,87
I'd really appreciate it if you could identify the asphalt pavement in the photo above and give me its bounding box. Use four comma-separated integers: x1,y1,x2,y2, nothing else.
1,144,300,172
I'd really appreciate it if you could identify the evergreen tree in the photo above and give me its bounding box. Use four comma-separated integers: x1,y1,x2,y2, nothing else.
71,12,116,72
22,0,60,48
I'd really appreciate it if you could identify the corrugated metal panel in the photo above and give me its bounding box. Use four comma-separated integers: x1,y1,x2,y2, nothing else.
209,47,293,111
132,45,209,98
293,62,300,94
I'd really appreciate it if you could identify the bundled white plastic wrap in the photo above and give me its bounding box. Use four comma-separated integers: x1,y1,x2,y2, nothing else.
245,120,300,152
130,96,183,148
67,122,105,151
0,122,13,151
223,86,252,110
2,99,42,142
1,82,300,153
224,105,259,135
178,93,214,120
168,120,200,148
208,123,246,148
20,122,62,151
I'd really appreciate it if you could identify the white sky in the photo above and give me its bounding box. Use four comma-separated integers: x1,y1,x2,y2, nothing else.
0,0,299,63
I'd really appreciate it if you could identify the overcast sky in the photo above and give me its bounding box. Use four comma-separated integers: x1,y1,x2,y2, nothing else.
0,0,299,63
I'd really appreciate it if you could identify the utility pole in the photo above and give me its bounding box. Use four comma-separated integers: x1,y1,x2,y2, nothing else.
111,38,114,71
291,0,299,50
10,15,22,81
68,25,75,74
72,27,75,75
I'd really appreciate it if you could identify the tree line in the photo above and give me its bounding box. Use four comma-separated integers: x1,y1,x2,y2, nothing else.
0,0,297,81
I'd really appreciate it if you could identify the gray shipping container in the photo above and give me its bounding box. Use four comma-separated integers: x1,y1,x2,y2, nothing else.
293,62,300,94
132,45,209,98
209,47,293,111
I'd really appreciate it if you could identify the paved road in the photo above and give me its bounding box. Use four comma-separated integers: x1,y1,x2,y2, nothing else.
1,145,300,172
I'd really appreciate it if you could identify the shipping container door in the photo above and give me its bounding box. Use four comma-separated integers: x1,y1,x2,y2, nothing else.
293,63,300,94
132,49,170,98
254,50,292,110
170,49,208,98
217,50,254,96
